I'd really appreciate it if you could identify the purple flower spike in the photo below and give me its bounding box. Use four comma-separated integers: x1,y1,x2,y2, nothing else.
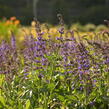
58,27,64,34
37,36,42,40
90,101,95,106
11,35,16,49
38,73,44,79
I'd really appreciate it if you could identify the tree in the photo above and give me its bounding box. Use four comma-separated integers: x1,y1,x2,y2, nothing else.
105,0,109,5
33,0,39,18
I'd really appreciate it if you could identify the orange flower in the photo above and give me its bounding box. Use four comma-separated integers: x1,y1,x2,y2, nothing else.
10,16,16,21
5,20,11,25
14,20,20,25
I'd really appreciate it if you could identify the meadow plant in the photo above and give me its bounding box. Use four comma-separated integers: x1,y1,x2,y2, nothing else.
0,17,20,41
0,19,109,109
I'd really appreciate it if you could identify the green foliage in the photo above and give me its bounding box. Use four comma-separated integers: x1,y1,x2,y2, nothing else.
0,52,109,108
0,20,19,41
96,25,108,31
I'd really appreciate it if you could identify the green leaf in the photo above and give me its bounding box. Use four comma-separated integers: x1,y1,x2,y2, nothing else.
48,83,55,90
58,95,65,102
0,96,5,106
66,95,78,101
35,107,43,109
25,99,31,109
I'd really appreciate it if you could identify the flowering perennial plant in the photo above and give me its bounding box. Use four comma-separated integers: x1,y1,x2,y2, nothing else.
0,23,109,109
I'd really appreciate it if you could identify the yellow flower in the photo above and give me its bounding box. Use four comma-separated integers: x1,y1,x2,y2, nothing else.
31,21,36,27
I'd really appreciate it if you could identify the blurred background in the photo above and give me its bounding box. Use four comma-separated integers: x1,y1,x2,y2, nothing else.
0,0,109,25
